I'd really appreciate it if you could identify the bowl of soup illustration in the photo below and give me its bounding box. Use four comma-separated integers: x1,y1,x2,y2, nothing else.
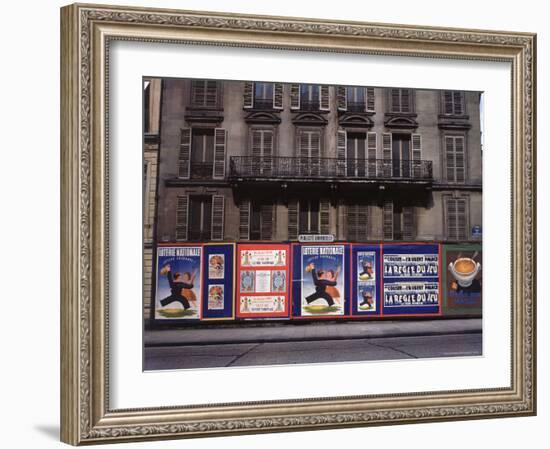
448,257,480,287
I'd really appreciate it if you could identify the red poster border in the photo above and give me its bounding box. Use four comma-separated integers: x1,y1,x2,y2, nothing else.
235,243,290,318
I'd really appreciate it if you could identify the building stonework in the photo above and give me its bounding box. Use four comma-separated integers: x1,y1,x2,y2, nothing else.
151,79,482,247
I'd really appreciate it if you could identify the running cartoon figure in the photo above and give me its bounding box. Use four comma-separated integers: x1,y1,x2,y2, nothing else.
304,262,341,306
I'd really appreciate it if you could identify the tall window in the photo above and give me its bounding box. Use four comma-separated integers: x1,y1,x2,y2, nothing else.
250,129,274,175
297,128,322,176
176,195,224,241
299,200,320,234
191,80,219,108
347,87,365,112
254,83,273,109
346,204,369,241
239,201,274,240
446,197,468,241
190,129,214,178
389,88,413,113
383,201,414,241
442,91,465,115
290,84,329,111
445,135,466,182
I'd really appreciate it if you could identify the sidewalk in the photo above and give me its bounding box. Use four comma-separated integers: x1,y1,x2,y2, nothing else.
144,318,482,347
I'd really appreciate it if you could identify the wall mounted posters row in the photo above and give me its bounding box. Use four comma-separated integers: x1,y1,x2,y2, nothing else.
153,243,482,321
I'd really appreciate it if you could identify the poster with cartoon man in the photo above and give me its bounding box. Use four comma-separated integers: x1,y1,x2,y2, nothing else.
301,245,345,316
155,246,202,319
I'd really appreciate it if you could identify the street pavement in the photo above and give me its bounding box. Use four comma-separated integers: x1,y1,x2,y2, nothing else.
144,319,482,370
144,333,482,370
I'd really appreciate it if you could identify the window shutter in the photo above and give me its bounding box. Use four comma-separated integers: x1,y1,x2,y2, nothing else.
402,207,415,240
205,81,218,108
383,200,394,240
263,130,274,175
239,200,251,240
346,204,369,241
178,128,192,178
211,195,225,241
443,91,454,114
288,201,299,240
175,195,189,241
455,136,465,182
251,130,263,158
411,133,422,177
401,89,411,113
382,133,392,177
457,198,468,240
290,84,301,110
191,80,205,106
261,204,274,240
337,86,347,111
320,200,330,234
337,130,347,176
366,87,375,112
446,197,468,241
390,89,400,112
243,81,254,108
273,83,283,109
366,132,377,176
445,136,465,183
319,85,330,111
453,91,464,115
213,128,226,179
310,130,321,158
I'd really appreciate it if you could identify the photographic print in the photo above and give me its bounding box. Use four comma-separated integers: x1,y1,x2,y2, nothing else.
143,77,483,369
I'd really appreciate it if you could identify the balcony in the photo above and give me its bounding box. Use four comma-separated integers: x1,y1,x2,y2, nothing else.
229,156,433,183
190,162,214,179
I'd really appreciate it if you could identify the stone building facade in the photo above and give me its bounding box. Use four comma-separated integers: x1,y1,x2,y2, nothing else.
151,78,482,247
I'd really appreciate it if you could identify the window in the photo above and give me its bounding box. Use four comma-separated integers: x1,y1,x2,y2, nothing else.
250,129,274,175
445,135,466,182
288,199,330,239
176,195,224,241
383,200,414,241
382,133,422,178
190,80,219,108
337,87,375,112
389,88,413,113
297,128,322,176
143,80,150,133
178,128,226,179
445,197,468,241
243,82,283,109
346,204,369,241
239,201,274,240
442,91,465,115
290,84,329,111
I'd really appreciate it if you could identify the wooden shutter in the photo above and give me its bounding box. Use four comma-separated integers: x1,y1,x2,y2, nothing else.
261,204,274,240
290,84,301,110
213,128,226,179
337,86,347,111
288,201,299,240
366,87,375,112
383,200,394,240
382,133,392,177
178,128,192,178
239,200,251,240
390,89,400,112
205,81,218,108
191,80,205,106
175,195,189,241
411,133,422,178
446,197,468,241
453,91,464,115
243,81,254,108
273,83,283,109
402,207,415,240
211,195,225,241
366,132,377,177
319,85,330,111
401,89,411,113
337,130,347,176
443,91,454,114
320,200,330,234
346,204,369,241
457,198,468,240
445,136,465,182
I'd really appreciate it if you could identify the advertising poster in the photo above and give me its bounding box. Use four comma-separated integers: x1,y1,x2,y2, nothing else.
351,245,381,316
292,244,351,317
381,244,441,315
201,244,235,320
155,245,202,320
442,244,482,315
236,244,290,318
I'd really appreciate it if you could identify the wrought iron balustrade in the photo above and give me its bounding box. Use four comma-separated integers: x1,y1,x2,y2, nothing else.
229,156,433,181
190,162,215,179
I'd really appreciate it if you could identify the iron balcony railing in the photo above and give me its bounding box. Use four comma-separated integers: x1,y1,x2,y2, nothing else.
229,156,433,181
190,162,214,179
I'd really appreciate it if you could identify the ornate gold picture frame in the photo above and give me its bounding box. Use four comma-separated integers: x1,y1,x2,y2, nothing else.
60,3,536,445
